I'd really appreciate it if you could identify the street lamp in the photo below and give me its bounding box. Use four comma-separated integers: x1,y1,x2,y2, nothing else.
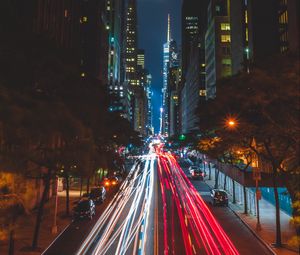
228,120,236,127
252,153,262,231
226,118,238,129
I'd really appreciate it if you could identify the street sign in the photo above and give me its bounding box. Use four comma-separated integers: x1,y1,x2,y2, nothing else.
252,167,261,181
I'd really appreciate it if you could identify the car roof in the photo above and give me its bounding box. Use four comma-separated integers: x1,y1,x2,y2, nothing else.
78,198,91,203
91,186,104,190
212,189,227,193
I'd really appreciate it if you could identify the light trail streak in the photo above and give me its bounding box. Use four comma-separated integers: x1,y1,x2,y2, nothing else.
156,151,239,255
77,153,156,255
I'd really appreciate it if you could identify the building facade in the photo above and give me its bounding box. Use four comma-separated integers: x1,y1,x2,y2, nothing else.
205,0,231,99
162,15,180,135
181,35,206,134
180,0,208,134
230,0,299,75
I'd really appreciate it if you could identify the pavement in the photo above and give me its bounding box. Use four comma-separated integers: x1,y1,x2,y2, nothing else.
204,173,299,255
0,190,80,255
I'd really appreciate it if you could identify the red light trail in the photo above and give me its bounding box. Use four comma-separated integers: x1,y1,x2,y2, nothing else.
156,149,239,255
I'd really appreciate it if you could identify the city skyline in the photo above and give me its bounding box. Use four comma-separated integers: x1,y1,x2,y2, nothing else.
137,0,181,133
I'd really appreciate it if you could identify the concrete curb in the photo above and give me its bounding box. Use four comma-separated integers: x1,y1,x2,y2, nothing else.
41,223,71,255
227,204,276,255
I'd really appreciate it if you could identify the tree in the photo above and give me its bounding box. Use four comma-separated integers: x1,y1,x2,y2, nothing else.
196,54,300,247
0,192,25,255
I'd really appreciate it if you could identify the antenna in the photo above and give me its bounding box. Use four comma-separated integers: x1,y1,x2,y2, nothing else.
167,14,171,42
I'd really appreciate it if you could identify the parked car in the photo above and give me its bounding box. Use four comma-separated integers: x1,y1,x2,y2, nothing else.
73,198,96,220
210,189,228,206
89,186,106,204
188,166,204,180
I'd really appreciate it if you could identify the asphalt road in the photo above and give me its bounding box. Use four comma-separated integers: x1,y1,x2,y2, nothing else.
43,151,273,255
179,158,272,255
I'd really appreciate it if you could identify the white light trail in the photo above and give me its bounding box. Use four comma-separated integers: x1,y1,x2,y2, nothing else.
77,153,156,255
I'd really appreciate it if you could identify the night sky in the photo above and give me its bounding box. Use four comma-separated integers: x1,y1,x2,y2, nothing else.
137,0,182,133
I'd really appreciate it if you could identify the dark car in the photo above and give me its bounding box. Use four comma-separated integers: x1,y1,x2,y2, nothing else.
89,187,106,204
73,198,96,220
210,189,228,206
189,166,204,180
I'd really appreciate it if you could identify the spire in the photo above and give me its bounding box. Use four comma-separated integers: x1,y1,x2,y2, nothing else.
167,14,171,42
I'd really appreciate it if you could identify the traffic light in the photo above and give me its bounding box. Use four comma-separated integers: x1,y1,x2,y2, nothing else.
179,134,186,141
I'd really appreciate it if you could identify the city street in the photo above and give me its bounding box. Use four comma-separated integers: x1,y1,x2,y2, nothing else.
1,1,299,255
43,150,273,255
178,159,273,255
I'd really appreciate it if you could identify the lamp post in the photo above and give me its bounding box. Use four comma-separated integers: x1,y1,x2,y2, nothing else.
252,158,262,231
226,118,261,225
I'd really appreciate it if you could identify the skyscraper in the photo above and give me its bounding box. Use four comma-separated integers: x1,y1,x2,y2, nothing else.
181,0,208,79
180,0,208,134
125,0,138,87
34,0,108,84
137,49,145,70
162,15,179,135
107,0,126,114
205,0,231,99
230,0,299,75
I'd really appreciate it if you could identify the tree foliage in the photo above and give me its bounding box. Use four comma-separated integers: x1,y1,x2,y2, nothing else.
196,54,300,247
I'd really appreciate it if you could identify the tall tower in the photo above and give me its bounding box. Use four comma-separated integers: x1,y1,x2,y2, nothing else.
162,14,179,136
125,0,138,86
167,14,171,43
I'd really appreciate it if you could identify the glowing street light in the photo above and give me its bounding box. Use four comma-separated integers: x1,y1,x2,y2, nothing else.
227,119,237,128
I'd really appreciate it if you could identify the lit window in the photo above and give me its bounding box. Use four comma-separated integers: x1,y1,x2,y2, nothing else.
221,35,231,42
245,10,248,24
222,59,231,66
64,10,68,18
199,90,206,96
220,23,230,30
245,28,249,42
82,16,88,23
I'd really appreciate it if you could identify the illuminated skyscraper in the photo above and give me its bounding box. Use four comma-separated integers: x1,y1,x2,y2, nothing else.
230,0,299,75
107,0,126,114
205,0,231,99
137,49,145,70
125,0,138,87
162,14,179,135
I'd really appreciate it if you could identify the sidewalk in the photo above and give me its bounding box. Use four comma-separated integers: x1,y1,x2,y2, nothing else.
205,178,298,255
0,190,80,255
